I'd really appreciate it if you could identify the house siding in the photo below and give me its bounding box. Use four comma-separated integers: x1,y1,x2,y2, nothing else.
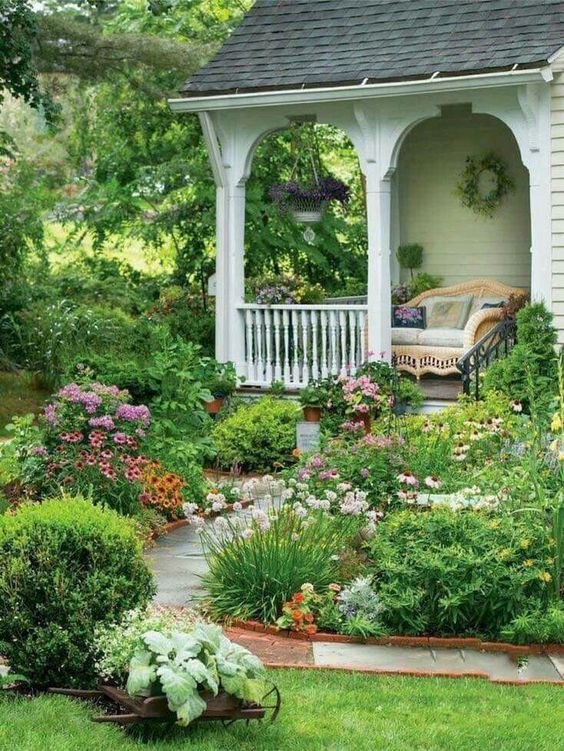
551,61,564,346
398,111,531,292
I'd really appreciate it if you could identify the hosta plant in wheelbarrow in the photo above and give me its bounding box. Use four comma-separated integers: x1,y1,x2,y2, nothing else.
87,613,280,727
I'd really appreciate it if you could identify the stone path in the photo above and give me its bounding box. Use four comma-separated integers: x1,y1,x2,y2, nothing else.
226,628,564,684
146,523,207,606
146,486,563,686
146,477,276,606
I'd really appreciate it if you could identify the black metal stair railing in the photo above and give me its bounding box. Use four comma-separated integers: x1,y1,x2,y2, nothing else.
457,319,518,399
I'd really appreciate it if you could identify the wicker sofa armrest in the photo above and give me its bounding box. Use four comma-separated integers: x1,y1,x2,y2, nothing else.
463,308,504,350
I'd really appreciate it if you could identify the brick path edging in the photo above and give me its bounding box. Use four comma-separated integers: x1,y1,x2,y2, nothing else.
230,619,564,657
264,662,564,687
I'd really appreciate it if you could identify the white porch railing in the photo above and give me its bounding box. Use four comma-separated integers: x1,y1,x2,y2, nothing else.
238,304,368,388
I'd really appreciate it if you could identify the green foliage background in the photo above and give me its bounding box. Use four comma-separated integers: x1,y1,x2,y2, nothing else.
0,0,367,294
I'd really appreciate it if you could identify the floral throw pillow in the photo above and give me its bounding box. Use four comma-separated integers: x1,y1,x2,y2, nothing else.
391,305,426,329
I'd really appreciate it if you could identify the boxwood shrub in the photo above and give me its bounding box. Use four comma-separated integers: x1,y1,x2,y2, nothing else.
0,496,155,687
369,509,554,638
212,398,300,472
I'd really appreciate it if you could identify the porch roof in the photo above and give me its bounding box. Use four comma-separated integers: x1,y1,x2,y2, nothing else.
180,0,563,98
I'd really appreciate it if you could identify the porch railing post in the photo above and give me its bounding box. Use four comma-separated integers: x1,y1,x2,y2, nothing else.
365,165,392,363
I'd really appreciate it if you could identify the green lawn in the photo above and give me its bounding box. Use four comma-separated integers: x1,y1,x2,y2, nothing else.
0,371,50,436
0,670,562,751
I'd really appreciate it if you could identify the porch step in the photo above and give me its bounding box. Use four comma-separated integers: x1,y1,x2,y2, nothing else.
419,399,456,414
417,377,463,402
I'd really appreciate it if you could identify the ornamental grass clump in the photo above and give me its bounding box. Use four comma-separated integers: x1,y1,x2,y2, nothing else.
201,500,364,624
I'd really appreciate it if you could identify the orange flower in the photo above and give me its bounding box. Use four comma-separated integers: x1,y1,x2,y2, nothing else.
304,613,314,624
292,448,301,459
304,624,318,635
291,610,302,622
293,592,304,604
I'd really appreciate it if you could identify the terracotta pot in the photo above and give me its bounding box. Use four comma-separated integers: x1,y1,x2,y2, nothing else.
353,413,371,435
204,397,225,415
303,406,322,423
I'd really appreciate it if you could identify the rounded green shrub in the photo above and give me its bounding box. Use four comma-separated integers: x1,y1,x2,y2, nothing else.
212,398,300,472
0,496,155,687
483,302,558,412
370,509,554,638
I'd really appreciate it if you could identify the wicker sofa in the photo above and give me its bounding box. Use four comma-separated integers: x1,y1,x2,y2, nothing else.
392,279,526,379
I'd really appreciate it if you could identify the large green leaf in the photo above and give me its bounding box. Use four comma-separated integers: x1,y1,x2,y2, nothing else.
156,665,197,711
126,650,157,697
175,692,208,727
170,631,202,661
190,623,223,653
143,630,173,656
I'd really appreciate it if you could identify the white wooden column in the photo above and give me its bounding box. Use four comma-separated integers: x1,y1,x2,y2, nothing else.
515,83,552,305
365,164,392,361
528,111,552,305
200,112,247,373
225,178,247,374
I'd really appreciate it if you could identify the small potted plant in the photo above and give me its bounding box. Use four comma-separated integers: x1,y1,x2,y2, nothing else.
269,176,350,224
203,362,237,415
299,384,325,422
392,377,425,415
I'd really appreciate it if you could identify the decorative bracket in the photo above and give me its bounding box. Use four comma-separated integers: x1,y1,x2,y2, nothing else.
517,84,541,153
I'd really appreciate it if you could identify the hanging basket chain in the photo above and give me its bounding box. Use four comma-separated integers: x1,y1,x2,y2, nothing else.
269,123,351,223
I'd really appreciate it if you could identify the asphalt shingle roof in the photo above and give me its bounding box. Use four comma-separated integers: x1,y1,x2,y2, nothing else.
180,0,564,97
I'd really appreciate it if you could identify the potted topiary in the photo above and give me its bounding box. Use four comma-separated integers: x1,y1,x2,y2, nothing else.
203,362,238,415
396,243,424,280
299,384,326,422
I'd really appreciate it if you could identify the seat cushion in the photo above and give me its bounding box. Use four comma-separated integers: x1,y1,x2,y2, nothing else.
417,328,465,348
392,327,422,345
424,295,473,329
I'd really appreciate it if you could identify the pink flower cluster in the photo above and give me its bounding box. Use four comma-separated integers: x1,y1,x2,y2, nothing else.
115,403,151,427
338,374,383,415
37,381,152,496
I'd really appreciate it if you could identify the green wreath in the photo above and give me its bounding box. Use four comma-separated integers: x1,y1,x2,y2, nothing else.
456,151,514,218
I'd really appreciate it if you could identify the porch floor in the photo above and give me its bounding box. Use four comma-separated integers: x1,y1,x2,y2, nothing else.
238,375,463,403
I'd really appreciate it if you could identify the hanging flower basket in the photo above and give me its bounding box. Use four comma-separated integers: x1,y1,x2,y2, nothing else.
269,177,349,225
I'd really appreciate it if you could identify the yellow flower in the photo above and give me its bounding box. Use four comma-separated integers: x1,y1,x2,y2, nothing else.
538,572,552,582
551,413,562,432
519,538,530,549
498,548,511,559
489,520,500,529
523,559,534,568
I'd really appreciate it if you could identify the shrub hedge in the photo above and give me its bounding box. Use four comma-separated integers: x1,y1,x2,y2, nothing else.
369,509,554,638
212,398,300,472
0,497,154,687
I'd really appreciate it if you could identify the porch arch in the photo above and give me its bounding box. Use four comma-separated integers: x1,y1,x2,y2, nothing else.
395,108,532,290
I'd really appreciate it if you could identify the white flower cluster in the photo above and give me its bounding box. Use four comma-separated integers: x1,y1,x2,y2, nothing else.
339,489,370,516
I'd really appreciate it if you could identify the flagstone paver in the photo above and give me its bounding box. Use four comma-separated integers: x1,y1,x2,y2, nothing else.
225,631,563,684
548,655,564,680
